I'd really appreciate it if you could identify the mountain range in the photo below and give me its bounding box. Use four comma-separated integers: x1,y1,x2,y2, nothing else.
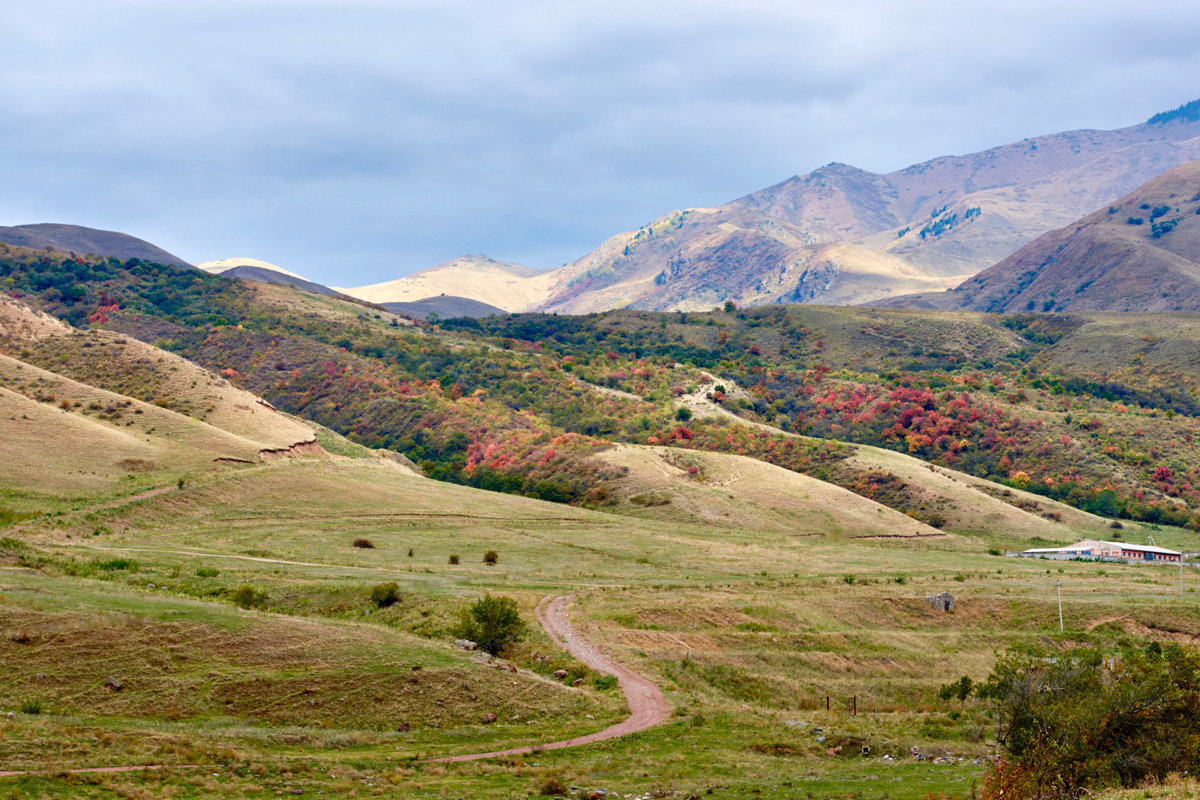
6,102,1200,318
334,103,1200,313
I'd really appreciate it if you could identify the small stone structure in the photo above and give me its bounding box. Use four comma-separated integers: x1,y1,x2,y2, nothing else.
925,592,955,612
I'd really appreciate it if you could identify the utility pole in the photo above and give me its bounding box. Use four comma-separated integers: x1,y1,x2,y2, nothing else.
1181,553,1185,597
1056,580,1063,632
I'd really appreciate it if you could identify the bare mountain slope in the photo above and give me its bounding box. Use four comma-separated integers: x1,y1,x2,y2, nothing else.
339,254,553,312
907,160,1200,313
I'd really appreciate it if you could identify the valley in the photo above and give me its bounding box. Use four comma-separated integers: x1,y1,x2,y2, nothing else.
5,243,1200,797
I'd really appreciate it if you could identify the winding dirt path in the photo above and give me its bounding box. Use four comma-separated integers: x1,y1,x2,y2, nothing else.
434,593,670,762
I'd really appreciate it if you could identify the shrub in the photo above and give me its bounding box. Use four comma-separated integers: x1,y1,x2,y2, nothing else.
370,582,400,608
19,699,41,715
483,550,499,565
594,674,618,690
352,538,374,549
979,642,1200,798
456,594,525,656
195,567,220,578
842,574,856,585
537,774,570,797
675,407,693,422
231,584,267,609
448,554,460,565
96,558,138,572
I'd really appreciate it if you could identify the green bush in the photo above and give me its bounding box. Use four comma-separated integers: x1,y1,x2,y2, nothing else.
594,674,618,690
448,554,460,565
455,594,525,656
195,567,220,578
483,549,499,565
19,699,41,715
980,643,1200,798
370,581,400,608
231,584,268,609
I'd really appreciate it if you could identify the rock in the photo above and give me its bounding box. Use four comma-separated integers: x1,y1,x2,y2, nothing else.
396,721,411,732
104,676,122,691
481,712,498,724
35,673,45,680
572,678,586,686
454,639,477,651
552,669,569,680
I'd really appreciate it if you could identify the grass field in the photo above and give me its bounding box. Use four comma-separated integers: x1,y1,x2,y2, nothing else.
5,448,1200,798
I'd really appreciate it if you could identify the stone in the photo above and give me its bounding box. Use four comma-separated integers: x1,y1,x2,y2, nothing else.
552,669,569,680
481,712,498,724
104,676,122,691
454,639,477,651
396,721,411,732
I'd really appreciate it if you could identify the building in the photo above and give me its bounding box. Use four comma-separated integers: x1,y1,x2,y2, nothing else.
1019,539,1182,563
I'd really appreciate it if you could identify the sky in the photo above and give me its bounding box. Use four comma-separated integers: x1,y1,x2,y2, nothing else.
3,1,1200,288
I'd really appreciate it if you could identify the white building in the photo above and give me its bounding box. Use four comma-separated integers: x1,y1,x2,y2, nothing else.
1019,539,1182,563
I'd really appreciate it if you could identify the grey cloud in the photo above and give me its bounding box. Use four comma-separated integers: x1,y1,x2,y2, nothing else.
2,1,1200,283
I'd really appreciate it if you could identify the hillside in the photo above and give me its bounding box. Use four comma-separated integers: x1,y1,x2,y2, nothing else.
7,245,1200,798
382,295,507,319
0,223,191,268
0,294,319,500
340,254,554,312
896,160,1200,313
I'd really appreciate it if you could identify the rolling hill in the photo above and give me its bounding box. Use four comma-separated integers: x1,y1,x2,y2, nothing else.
198,257,341,296
0,223,192,268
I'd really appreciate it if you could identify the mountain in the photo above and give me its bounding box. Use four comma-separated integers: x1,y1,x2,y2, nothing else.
381,295,507,319
0,223,191,268
198,257,339,296
887,160,1200,313
351,104,1200,314
338,254,553,313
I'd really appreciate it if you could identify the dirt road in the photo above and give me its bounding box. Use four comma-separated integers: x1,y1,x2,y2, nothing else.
434,593,670,762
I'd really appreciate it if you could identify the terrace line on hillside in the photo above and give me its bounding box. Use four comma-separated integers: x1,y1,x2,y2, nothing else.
1019,539,1182,563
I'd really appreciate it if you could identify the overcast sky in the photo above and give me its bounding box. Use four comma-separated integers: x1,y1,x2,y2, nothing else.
3,1,1200,286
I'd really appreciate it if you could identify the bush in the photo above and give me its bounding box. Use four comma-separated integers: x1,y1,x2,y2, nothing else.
231,584,268,609
483,549,499,565
537,774,570,797
456,594,525,656
675,407,693,422
979,643,1200,798
19,699,41,715
195,567,219,578
370,582,400,608
95,558,138,572
352,538,374,549
594,674,618,690
448,554,460,565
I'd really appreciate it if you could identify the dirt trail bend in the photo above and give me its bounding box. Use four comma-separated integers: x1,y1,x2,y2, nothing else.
435,593,670,762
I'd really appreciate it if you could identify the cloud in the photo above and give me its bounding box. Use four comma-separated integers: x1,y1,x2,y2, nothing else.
2,1,1200,284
